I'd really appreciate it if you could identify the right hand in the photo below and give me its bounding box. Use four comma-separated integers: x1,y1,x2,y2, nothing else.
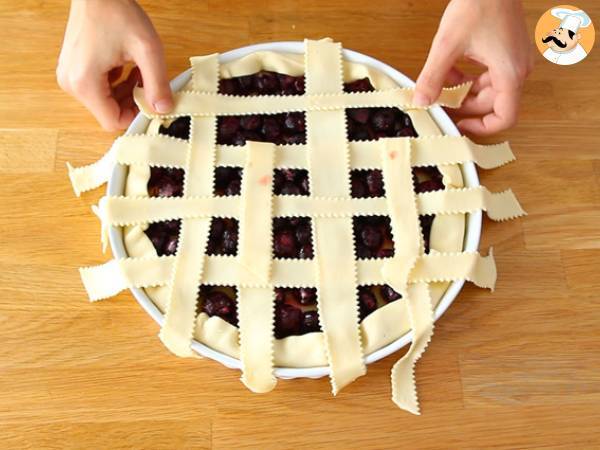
56,0,173,131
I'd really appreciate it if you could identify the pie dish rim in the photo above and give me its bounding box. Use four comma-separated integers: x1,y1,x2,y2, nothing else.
107,40,482,379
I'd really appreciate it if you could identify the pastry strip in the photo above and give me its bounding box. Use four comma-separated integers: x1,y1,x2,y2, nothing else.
133,83,471,119
116,136,515,172
158,54,219,357
305,38,365,393
114,134,188,168
380,138,421,296
97,186,523,226
237,142,277,392
79,256,175,301
78,250,497,300
390,282,434,414
379,138,432,415
66,142,117,196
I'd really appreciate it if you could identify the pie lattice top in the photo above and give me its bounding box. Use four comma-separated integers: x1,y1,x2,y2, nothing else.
68,38,524,414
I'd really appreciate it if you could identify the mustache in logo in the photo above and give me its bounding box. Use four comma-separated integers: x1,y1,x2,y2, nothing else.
542,35,567,48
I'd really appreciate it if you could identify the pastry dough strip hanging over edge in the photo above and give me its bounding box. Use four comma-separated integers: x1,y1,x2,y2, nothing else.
79,250,497,302
379,138,433,415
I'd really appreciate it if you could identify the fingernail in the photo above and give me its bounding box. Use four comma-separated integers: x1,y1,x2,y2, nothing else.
412,92,431,107
153,98,173,113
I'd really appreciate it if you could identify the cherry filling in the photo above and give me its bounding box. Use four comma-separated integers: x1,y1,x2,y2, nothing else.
217,113,307,146
214,167,243,196
350,169,385,198
273,169,310,196
142,71,448,338
159,116,191,140
147,167,184,198
344,78,417,141
197,286,238,327
219,71,306,97
272,217,314,259
145,220,181,256
206,218,239,256
353,215,394,259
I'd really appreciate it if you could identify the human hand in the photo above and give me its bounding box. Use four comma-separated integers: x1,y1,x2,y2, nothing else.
414,0,533,135
56,0,172,131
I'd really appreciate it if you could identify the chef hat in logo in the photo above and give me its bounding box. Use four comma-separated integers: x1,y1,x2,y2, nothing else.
551,8,592,33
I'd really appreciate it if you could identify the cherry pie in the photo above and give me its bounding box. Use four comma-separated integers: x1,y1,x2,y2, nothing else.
68,39,524,414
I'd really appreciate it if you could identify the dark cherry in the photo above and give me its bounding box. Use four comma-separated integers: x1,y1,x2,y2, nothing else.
240,115,262,131
299,287,317,305
372,109,396,131
419,215,435,254
351,173,368,198
272,217,313,259
207,218,239,256
358,288,378,320
366,170,384,197
343,78,375,93
219,78,237,95
273,230,297,258
200,288,238,326
274,303,303,339
238,74,255,93
416,178,445,193
145,220,181,256
214,166,243,196
163,234,179,255
256,71,280,93
348,108,370,124
299,244,313,259
301,310,321,333
356,244,373,259
361,225,383,249
147,167,184,198
261,117,282,142
159,116,191,140
222,228,238,255
381,284,402,302
353,216,394,259
218,116,241,141
295,221,312,245
225,179,241,196
283,112,305,132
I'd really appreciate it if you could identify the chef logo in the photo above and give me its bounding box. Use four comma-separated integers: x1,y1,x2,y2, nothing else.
535,5,595,65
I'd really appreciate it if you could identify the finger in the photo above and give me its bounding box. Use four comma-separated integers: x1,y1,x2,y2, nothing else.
129,39,173,113
454,85,495,116
113,68,142,129
71,69,122,131
457,89,520,135
444,67,478,88
470,71,491,95
414,30,464,106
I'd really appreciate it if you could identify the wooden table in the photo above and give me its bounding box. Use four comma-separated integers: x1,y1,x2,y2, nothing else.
1,1,599,448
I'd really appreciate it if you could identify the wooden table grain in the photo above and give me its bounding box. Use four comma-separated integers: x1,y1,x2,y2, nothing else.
1,1,599,448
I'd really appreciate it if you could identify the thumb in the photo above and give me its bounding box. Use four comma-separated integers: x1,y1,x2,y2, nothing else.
414,30,462,107
130,40,173,114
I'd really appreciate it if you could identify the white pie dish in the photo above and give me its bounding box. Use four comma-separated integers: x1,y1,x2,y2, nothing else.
108,41,482,379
